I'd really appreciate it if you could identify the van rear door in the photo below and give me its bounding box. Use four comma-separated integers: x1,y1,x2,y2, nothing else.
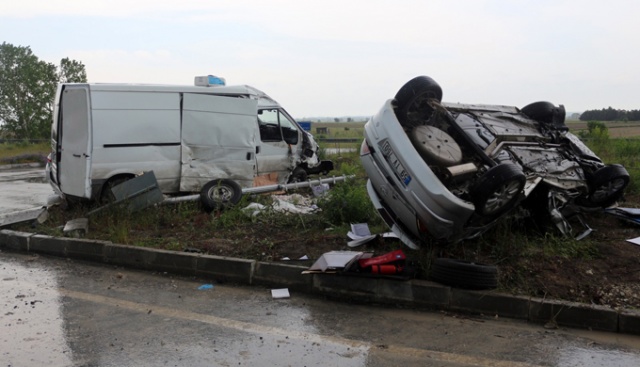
180,93,258,191
58,85,92,199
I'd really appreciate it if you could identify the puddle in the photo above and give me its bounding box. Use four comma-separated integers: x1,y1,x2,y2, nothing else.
0,258,73,366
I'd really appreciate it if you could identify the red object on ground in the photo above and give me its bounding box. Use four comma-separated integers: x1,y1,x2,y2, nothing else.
358,249,406,268
370,264,403,274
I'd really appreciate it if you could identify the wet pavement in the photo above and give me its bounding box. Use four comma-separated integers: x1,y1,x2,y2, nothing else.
2,252,640,367
0,167,53,215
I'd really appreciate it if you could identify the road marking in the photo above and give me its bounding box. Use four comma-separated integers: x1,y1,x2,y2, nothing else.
60,288,544,367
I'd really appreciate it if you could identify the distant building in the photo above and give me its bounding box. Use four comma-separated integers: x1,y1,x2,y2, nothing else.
316,127,330,134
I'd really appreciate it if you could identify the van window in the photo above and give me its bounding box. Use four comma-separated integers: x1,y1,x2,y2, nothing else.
258,109,299,145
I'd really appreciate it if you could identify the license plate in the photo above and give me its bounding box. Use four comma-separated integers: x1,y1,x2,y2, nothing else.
380,140,411,186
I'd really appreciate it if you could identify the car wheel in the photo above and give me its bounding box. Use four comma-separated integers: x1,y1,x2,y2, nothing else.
521,101,566,129
430,258,498,290
585,164,629,208
200,179,242,212
470,164,525,216
394,76,443,128
287,167,308,183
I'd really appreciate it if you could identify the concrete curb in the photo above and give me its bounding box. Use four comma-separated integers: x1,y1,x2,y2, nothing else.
1,228,639,335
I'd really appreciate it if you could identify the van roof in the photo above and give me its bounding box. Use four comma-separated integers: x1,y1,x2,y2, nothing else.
65,83,281,108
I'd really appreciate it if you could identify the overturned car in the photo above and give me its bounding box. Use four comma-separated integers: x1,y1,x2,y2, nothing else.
360,76,629,248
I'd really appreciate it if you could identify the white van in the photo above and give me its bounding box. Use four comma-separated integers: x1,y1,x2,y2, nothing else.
46,80,332,203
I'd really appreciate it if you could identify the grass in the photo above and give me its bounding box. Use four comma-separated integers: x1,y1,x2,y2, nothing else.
0,141,49,163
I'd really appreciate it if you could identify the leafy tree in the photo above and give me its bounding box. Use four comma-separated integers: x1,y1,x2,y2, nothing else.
59,57,87,84
0,42,87,140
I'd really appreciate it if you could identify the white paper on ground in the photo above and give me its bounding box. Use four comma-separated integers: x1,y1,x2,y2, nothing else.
626,236,640,246
348,223,371,239
271,288,290,299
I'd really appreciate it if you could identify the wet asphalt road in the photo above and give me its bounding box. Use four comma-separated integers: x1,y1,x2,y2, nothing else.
2,252,640,367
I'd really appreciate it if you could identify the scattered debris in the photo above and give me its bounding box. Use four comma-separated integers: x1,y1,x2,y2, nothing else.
346,223,398,247
311,183,330,197
626,237,640,246
198,284,214,290
303,251,372,273
606,207,640,225
89,171,164,215
243,194,320,217
271,288,290,299
358,250,406,275
63,218,89,238
0,207,46,228
303,250,413,279
280,255,309,261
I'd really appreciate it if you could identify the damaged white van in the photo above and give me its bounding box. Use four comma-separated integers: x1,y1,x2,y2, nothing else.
46,78,332,204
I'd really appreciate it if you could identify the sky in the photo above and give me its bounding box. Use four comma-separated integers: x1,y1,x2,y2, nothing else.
1,0,639,118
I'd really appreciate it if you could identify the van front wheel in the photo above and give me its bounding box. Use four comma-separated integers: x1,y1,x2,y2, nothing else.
200,179,242,212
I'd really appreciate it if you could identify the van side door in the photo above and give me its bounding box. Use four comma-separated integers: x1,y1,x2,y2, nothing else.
180,93,258,192
256,108,300,183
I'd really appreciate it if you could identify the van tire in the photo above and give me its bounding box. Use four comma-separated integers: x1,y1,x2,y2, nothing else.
394,76,443,128
200,179,242,212
287,167,308,183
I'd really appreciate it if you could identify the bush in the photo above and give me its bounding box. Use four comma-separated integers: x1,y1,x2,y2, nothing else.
318,180,379,225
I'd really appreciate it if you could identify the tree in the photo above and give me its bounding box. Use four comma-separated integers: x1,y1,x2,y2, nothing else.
0,42,87,140
59,57,87,84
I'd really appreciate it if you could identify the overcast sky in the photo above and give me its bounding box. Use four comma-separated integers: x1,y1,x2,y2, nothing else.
2,0,638,118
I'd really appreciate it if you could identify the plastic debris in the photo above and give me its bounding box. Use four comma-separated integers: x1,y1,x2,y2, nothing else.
198,284,214,290
271,288,290,299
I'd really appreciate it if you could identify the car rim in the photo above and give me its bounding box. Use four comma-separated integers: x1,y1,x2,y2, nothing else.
592,178,626,202
484,180,521,214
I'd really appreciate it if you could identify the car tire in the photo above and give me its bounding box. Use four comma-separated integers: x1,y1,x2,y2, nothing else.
394,76,443,128
200,179,242,212
470,163,525,217
521,101,567,129
287,167,308,183
585,164,629,208
430,258,498,290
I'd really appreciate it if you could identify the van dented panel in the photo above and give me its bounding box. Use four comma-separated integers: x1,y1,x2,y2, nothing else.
180,93,259,192
57,85,93,198
89,90,182,194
